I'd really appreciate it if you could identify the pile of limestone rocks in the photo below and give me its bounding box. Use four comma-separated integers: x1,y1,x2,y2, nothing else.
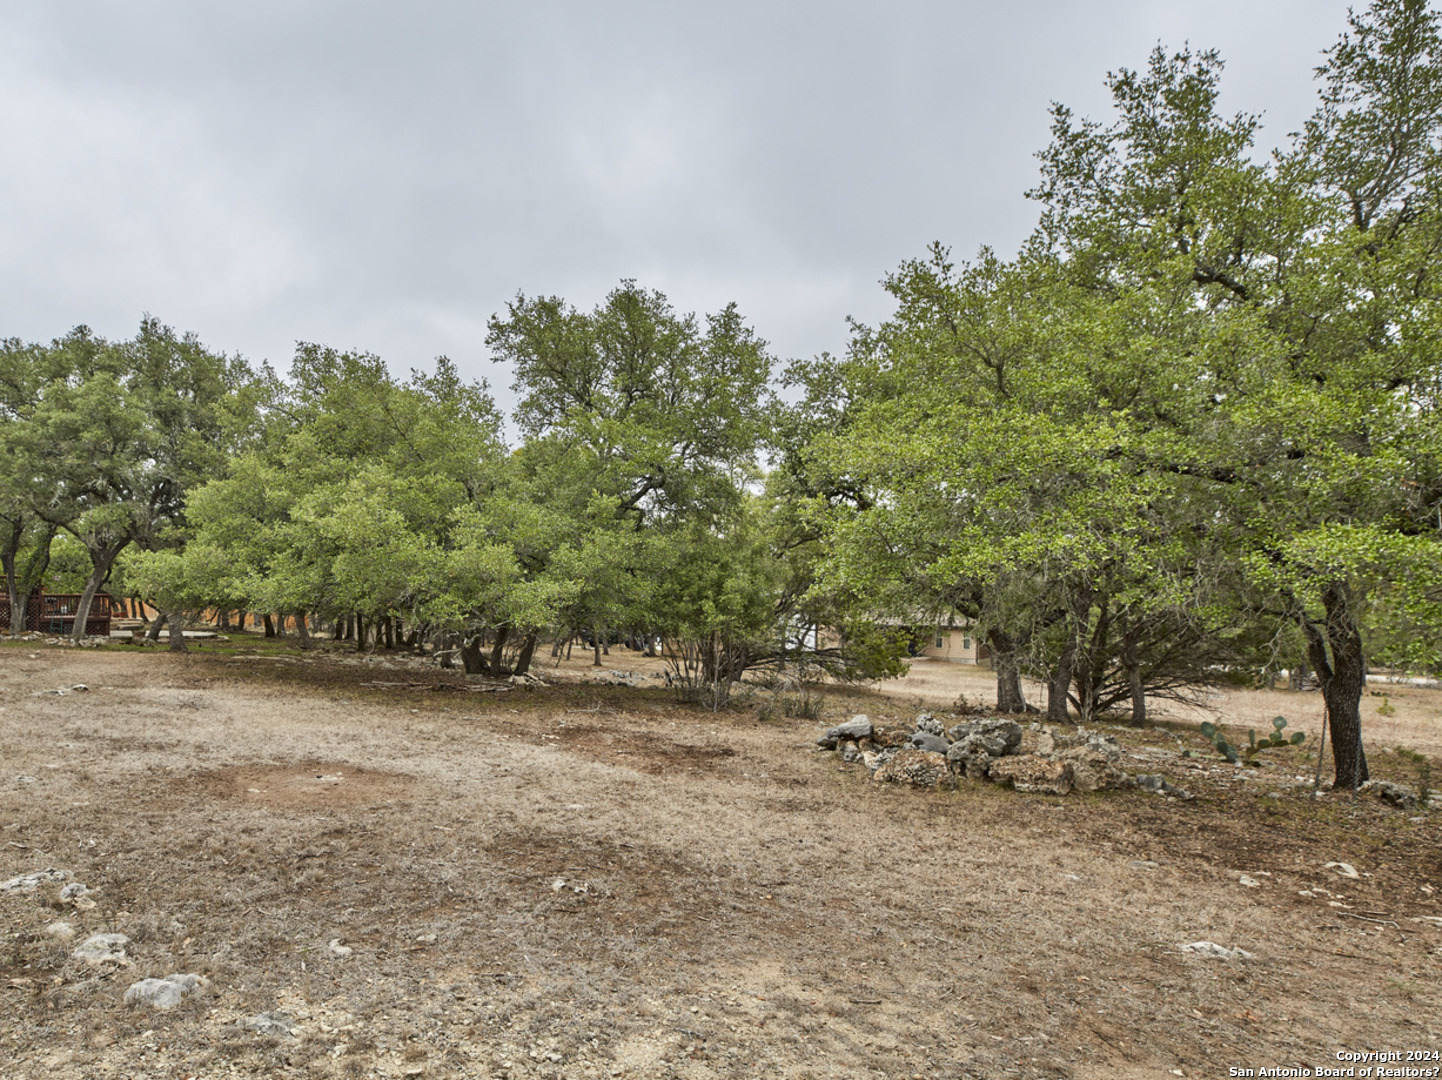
816,712,1131,796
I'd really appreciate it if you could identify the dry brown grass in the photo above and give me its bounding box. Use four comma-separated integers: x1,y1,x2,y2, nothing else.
1,640,1439,1080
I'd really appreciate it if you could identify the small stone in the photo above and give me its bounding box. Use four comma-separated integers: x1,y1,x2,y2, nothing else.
1179,941,1253,960
1325,861,1360,879
1238,875,1260,888
45,920,75,940
2,868,68,892
73,933,130,965
71,684,89,692
1359,779,1418,810
1129,860,1160,870
239,1010,297,1036
124,973,207,1010
59,882,91,902
1133,774,1193,800
328,938,353,958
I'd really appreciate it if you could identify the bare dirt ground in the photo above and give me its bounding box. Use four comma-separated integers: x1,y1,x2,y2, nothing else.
2,639,1440,1080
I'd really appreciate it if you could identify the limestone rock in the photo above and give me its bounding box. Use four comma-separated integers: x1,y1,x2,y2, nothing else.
239,1010,297,1036
988,755,1074,796
945,740,993,779
1059,748,1129,793
872,749,954,789
871,725,913,749
1134,774,1193,800
913,713,945,737
124,973,207,1010
909,732,950,754
73,933,130,965
1360,779,1418,810
1,868,68,894
817,715,873,749
1179,941,1253,960
945,718,1022,757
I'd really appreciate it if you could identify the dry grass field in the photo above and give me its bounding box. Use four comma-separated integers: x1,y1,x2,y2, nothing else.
2,639,1440,1080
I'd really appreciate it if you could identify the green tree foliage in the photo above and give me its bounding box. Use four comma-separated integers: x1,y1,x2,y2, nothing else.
2,321,254,639
799,0,1442,783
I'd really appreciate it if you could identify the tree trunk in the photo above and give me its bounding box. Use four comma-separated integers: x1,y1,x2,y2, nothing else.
2,548,20,636
147,610,167,641
9,525,57,634
332,617,344,641
383,615,395,650
1302,581,1369,788
987,630,1027,713
263,613,276,638
355,614,368,652
1046,622,1077,723
488,625,511,675
460,635,488,676
218,610,230,631
1122,629,1146,727
592,633,602,667
295,611,310,649
69,539,127,642
513,632,539,677
167,611,188,652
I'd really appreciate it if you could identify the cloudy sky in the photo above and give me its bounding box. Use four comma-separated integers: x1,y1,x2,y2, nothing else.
1,0,1356,410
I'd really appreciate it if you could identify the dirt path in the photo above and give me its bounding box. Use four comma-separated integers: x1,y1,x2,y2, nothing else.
2,644,1440,1079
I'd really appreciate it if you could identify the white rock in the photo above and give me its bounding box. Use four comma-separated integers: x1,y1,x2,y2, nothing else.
327,938,352,958
1238,875,1260,888
1,868,68,892
1325,861,1360,878
124,973,207,1010
45,920,76,940
73,932,130,965
1180,941,1253,960
239,1010,297,1036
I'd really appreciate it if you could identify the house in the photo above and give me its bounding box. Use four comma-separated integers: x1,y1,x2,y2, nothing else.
917,625,987,665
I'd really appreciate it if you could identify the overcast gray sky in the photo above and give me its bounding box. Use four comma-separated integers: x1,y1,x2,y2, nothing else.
1,1,1356,411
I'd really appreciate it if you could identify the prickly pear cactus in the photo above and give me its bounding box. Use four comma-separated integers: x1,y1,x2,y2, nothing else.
1200,716,1304,764
1198,721,1239,764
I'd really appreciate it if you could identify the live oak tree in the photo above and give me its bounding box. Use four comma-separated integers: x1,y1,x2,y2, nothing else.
487,281,774,669
4,321,252,640
804,0,1442,782
1031,0,1442,784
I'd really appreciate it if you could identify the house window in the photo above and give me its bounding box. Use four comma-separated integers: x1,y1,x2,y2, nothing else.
935,635,944,649
962,637,972,650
